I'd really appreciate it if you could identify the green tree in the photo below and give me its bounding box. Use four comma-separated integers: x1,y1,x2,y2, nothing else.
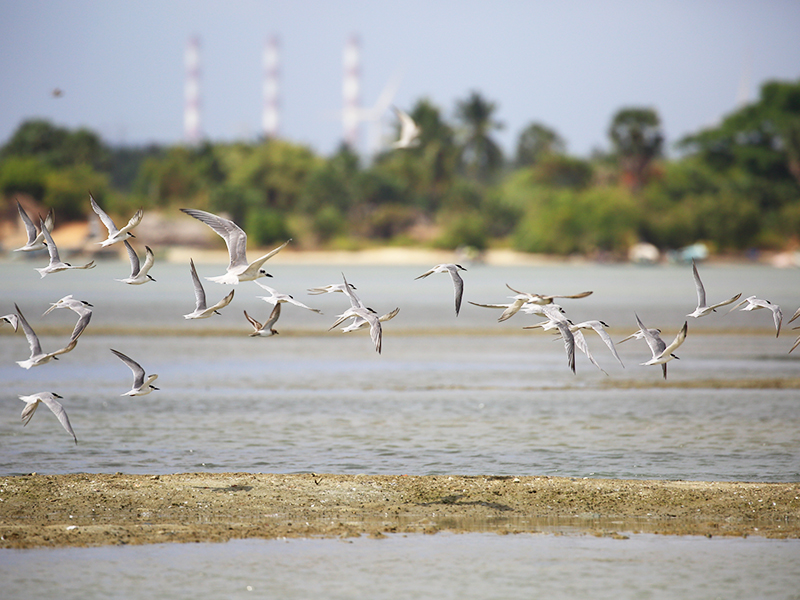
679,79,800,193
1,119,109,169
515,122,565,167
0,157,47,200
608,107,663,190
229,139,321,211
455,91,504,182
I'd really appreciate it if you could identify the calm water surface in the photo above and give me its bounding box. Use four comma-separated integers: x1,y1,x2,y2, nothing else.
1,258,798,598
2,533,799,600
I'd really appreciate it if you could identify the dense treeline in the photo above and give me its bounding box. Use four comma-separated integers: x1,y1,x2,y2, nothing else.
2,80,799,255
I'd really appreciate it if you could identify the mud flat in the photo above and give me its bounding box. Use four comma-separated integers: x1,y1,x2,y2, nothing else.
1,473,798,548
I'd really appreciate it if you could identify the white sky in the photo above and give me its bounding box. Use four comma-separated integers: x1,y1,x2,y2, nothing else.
2,0,799,158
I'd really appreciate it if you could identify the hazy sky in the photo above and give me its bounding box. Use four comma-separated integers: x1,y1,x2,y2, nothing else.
2,1,799,158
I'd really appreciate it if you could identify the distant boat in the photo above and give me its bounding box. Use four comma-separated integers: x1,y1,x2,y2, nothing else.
628,242,660,264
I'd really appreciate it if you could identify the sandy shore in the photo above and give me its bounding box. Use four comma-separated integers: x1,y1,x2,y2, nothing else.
1,473,798,548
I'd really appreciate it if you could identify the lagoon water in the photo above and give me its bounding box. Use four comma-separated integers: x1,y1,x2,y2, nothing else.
1,257,798,597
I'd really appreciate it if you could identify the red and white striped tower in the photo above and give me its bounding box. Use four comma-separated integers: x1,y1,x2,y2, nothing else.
342,34,361,150
262,36,280,139
184,36,202,144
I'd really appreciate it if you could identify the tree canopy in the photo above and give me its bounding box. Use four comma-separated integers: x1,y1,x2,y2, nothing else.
2,79,799,256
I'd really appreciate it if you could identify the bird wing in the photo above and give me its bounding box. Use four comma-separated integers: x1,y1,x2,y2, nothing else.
16,201,38,244
246,239,291,274
69,307,92,342
123,240,140,276
39,217,61,263
362,310,382,354
448,269,465,316
656,321,688,361
181,209,248,270
547,291,594,300
20,397,39,426
496,298,526,322
48,338,78,359
189,259,208,311
341,273,365,309
706,292,742,312
392,106,420,146
15,304,42,357
553,320,576,373
285,297,322,313
139,246,155,277
635,314,666,359
207,289,235,313
1,314,19,331
573,329,608,375
578,321,624,368
41,395,77,443
243,310,263,331
468,301,509,310
90,193,119,235
111,348,146,389
379,307,400,322
772,305,783,337
727,296,753,314
263,303,281,329
115,208,143,237
691,260,707,309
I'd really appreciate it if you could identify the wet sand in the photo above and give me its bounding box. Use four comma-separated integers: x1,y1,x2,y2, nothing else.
1,473,798,548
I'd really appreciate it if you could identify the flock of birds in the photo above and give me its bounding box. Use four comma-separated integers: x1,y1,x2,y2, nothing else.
3,108,798,445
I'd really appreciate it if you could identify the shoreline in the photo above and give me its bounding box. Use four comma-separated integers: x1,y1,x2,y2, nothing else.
1,473,798,549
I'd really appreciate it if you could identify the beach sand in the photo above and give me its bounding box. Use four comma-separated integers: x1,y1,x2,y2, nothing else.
1,473,798,548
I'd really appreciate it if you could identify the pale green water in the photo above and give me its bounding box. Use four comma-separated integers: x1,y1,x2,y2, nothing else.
2,533,799,600
1,259,798,598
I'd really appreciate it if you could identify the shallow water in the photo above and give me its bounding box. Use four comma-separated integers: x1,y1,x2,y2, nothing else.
1,260,798,480
2,258,798,597
2,533,799,600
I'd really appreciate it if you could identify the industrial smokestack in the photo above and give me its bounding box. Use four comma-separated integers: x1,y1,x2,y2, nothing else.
184,36,202,144
342,34,361,149
263,36,280,139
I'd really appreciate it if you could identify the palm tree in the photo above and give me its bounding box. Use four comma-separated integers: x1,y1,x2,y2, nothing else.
608,107,663,190
455,91,504,182
515,122,566,167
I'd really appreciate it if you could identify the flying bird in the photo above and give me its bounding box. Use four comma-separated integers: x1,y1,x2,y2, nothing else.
42,295,93,342
504,284,593,307
307,283,357,295
1,313,19,331
19,392,77,444
328,273,383,353
570,320,625,368
633,314,688,379
391,106,421,149
15,304,77,369
90,194,143,247
686,259,741,318
244,304,281,337
183,259,235,319
116,241,156,285
36,217,95,277
254,282,322,313
180,208,290,284
415,263,467,316
339,307,400,334
110,349,159,396
789,326,800,354
728,295,783,337
523,304,576,374
14,200,54,252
